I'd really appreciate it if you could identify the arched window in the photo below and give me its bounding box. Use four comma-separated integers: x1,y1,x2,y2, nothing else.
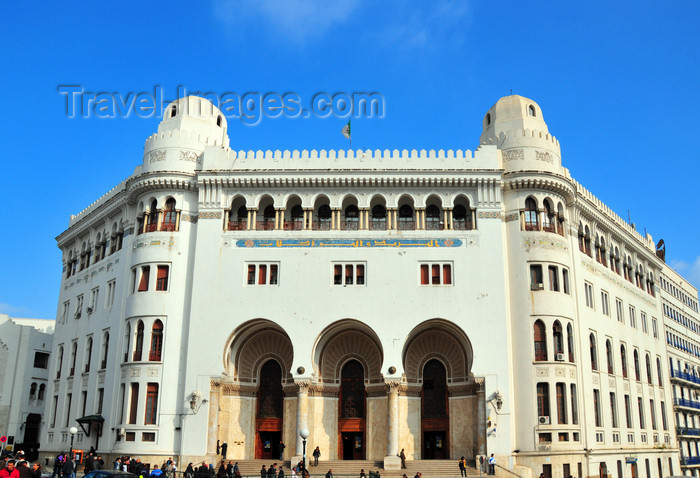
453,204,472,231
262,205,276,230
371,204,386,230
606,340,614,374
170,105,177,118
534,320,547,361
257,360,283,418
553,321,564,355
543,200,555,232
290,205,304,228
556,202,565,236
584,226,592,256
486,113,491,125
657,358,663,386
217,115,222,127
578,224,585,253
422,359,447,418
589,334,598,371
38,384,45,401
398,204,414,230
149,320,163,361
101,332,109,369
123,323,131,363
621,345,628,378
84,337,93,373
146,200,158,232
524,198,539,231
646,354,653,384
567,323,575,362
29,382,37,398
161,198,177,231
344,204,359,231
133,321,144,362
634,350,641,381
340,360,365,418
425,205,441,230
528,105,536,117
317,204,332,230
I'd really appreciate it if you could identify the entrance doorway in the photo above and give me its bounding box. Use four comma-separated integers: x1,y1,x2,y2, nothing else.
258,431,282,460
341,432,364,460
423,431,447,459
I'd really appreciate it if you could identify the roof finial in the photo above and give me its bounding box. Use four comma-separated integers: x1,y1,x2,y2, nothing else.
510,89,513,95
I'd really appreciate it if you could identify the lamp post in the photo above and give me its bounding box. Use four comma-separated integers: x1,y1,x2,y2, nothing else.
299,428,309,478
69,426,78,459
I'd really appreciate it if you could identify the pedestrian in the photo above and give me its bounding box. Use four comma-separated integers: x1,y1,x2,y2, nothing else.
459,456,467,477
291,468,297,478
15,461,32,478
488,454,495,476
221,443,228,461
325,469,333,478
413,473,421,478
312,447,320,467
226,461,233,478
400,449,406,470
233,463,240,477
0,460,19,478
279,442,285,461
150,465,163,477
260,465,267,478
217,463,226,478
360,470,366,478
278,467,284,478
97,457,104,471
185,463,194,478
30,463,42,478
61,457,74,478
268,465,276,478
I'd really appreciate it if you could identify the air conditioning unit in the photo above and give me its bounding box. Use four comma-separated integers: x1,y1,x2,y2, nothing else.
555,353,565,361
74,310,81,319
538,416,550,425
117,427,126,436
531,284,544,291
87,307,93,315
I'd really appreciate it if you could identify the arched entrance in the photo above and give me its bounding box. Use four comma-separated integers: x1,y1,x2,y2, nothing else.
256,360,284,459
339,360,366,460
421,359,448,459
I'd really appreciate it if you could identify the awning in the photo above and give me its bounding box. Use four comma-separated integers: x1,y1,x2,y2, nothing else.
76,415,104,437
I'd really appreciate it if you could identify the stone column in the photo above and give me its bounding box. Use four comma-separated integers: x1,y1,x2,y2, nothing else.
384,381,402,470
247,210,252,230
448,209,454,230
252,209,258,230
293,382,310,467
223,210,230,230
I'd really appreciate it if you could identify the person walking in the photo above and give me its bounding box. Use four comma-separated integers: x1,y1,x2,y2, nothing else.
279,442,286,461
61,457,74,478
459,457,467,477
30,463,42,478
488,455,495,475
0,460,19,478
221,443,228,461
325,469,333,478
400,449,406,470
312,447,320,467
260,465,267,478
278,467,284,478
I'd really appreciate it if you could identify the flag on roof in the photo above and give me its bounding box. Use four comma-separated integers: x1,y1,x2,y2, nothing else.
341,119,351,139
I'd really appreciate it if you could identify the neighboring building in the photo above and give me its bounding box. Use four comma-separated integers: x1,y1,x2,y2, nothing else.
42,94,686,478
0,314,53,458
660,266,700,474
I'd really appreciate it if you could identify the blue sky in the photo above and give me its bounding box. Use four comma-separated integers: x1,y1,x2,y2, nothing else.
1,1,698,320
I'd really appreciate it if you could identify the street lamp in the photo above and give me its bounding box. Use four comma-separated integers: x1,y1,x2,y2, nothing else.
299,428,309,477
69,426,78,459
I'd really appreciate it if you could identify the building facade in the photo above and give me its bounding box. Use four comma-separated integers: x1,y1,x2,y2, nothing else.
42,94,687,478
0,314,53,458
660,266,700,474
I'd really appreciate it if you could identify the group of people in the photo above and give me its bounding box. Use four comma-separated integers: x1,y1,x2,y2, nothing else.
0,451,43,478
114,455,177,478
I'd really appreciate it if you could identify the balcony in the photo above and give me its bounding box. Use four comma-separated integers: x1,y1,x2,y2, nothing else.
671,369,700,387
256,220,276,231
674,398,700,410
677,427,700,437
283,220,304,231
227,221,247,231
680,456,700,466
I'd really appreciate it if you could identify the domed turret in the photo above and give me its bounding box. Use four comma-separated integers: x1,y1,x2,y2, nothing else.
142,96,230,173
480,95,562,173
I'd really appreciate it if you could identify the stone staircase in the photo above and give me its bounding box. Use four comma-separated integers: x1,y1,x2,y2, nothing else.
227,460,490,478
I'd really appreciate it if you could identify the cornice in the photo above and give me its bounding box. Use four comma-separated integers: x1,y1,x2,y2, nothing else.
502,171,576,202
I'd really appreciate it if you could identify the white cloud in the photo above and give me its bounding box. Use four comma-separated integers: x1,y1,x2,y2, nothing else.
669,256,700,291
214,0,363,44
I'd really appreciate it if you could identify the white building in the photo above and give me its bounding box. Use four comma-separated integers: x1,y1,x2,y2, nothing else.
42,94,687,478
659,265,700,474
0,314,53,458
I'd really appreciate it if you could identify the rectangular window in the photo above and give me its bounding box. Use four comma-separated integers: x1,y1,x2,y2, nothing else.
584,282,594,309
128,383,139,424
142,432,156,442
81,390,88,418
616,298,624,323
65,393,72,427
106,280,116,308
625,395,632,428
75,295,84,319
97,388,104,414
332,263,367,286
530,265,543,290
601,291,610,317
138,266,150,292
145,383,159,425
641,312,648,334
652,318,659,338
125,432,135,442
119,384,126,424
61,301,70,323
570,384,578,424
419,262,453,286
246,263,280,286
549,266,560,292
156,265,169,291
34,351,49,369
50,395,58,428
89,287,99,313
556,383,567,424
610,392,618,428
537,382,550,418
661,401,668,430
650,399,657,430
562,269,570,294
593,389,601,427
629,306,636,329
638,397,646,429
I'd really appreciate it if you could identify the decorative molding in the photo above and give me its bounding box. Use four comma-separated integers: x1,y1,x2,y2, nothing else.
133,239,175,250
180,150,202,164
502,149,524,161
181,213,198,223
149,150,166,163
448,381,480,397
504,213,519,223
211,379,258,397
235,238,463,249
199,212,222,220
522,237,568,252
308,384,339,397
477,211,503,220
535,150,554,164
